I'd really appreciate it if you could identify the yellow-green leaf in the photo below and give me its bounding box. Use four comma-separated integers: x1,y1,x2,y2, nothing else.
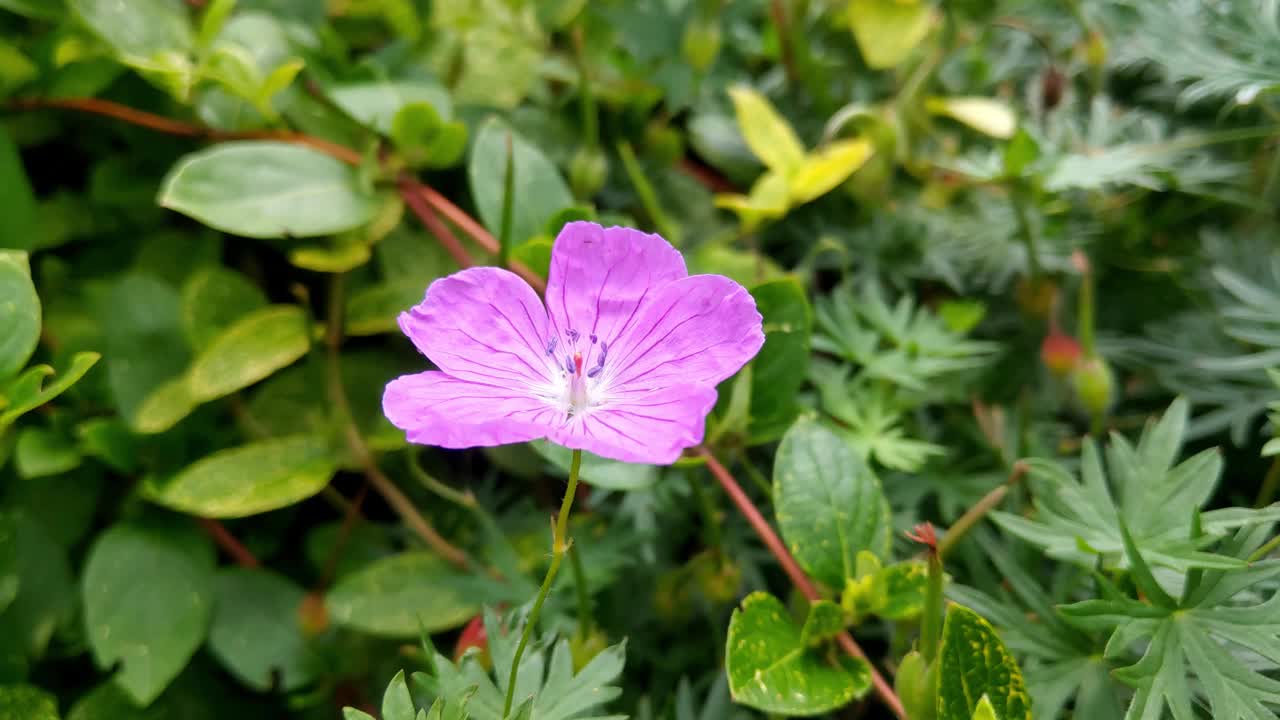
936,605,1031,720
789,139,875,205
187,305,310,402
926,97,1017,139
848,0,934,69
143,435,337,518
728,86,805,175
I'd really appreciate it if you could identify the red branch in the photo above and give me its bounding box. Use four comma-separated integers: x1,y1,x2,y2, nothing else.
696,447,907,720
198,518,260,568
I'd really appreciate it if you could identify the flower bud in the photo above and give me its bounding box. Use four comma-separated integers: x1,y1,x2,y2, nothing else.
895,650,937,720
453,614,491,668
693,555,742,605
1071,354,1115,419
569,146,609,199
1041,333,1082,376
297,592,329,637
681,16,722,72
645,122,685,166
1041,66,1066,111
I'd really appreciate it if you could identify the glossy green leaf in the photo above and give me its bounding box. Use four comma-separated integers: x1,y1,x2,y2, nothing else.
82,521,215,705
848,0,934,69
208,568,318,691
726,592,871,715
70,0,194,97
936,605,1031,720
143,435,337,518
0,128,37,248
187,305,310,401
0,0,63,20
14,427,80,479
0,511,73,661
344,281,426,336
469,117,573,247
179,267,268,351
329,80,452,134
0,251,39,380
0,355,97,428
748,279,812,442
0,684,59,720
800,600,845,646
158,141,381,238
326,551,479,637
727,87,805,175
773,420,892,587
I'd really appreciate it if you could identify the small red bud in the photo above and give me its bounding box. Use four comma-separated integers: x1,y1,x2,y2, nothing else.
1041,333,1083,376
453,614,489,663
1041,66,1066,111
297,592,329,637
905,522,938,550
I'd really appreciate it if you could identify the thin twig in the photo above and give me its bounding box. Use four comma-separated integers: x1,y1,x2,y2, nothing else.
198,518,260,568
769,0,798,86
695,447,906,720
319,482,369,589
398,178,475,268
937,461,1028,559
324,273,472,570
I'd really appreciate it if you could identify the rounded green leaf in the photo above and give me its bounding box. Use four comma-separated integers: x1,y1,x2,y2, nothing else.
158,141,380,238
0,251,40,380
726,592,871,715
82,521,215,706
326,552,479,637
748,279,812,443
849,0,934,69
468,117,573,247
328,80,453,134
187,305,310,402
179,267,267,351
208,568,318,691
773,420,892,587
143,435,337,518
937,605,1031,720
0,684,59,720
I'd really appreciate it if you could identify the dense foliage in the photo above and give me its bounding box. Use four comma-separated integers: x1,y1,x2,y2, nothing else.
2,1,1280,719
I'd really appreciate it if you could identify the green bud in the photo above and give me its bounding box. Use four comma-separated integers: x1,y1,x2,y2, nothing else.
569,146,609,199
895,650,936,720
1071,354,1115,420
681,16,722,72
644,122,685,166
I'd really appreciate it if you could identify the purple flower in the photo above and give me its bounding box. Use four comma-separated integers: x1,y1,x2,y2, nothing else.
382,221,765,465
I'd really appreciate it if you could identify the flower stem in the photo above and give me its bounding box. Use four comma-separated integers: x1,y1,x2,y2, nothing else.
936,461,1027,559
1248,531,1280,563
695,447,906,720
568,543,592,640
616,140,678,244
920,546,944,664
502,449,582,718
688,472,724,552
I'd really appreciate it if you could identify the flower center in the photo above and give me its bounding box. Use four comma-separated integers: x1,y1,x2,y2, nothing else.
544,328,609,416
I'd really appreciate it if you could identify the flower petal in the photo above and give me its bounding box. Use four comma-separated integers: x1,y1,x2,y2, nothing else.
398,267,555,388
548,384,717,464
603,274,764,390
383,371,561,448
544,222,687,348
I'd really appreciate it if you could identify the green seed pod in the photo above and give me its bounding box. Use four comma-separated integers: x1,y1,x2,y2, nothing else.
1071,354,1116,420
681,16,722,72
569,145,609,199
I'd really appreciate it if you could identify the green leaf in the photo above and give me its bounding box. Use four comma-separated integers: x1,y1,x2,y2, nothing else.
773,420,892,587
143,435,337,518
82,521,215,705
0,352,100,426
70,0,194,98
326,551,480,637
726,592,871,715
208,568,318,691
788,139,874,205
0,684,59,720
926,97,1017,139
0,251,40,380
748,279,812,442
329,80,453,135
179,267,268,351
800,600,845,646
971,695,998,720
0,511,73,661
468,117,573,247
847,0,934,69
382,671,416,720
14,427,80,479
0,128,37,249
76,418,137,474
727,87,806,176
532,440,657,491
187,305,310,401
936,604,1031,720
0,0,63,20
158,141,381,238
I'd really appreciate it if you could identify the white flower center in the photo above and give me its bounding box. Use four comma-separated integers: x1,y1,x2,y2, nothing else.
535,328,611,416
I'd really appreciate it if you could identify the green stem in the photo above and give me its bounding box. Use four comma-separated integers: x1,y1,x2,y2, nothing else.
1011,188,1041,278
920,548,944,664
688,472,724,551
1076,256,1097,357
616,140,678,243
568,543,592,640
1255,455,1280,508
406,448,478,510
735,450,774,496
1248,531,1280,563
572,25,598,149
502,450,582,718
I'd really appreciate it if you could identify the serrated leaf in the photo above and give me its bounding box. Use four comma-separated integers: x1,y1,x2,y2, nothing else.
936,605,1031,720
143,435,337,518
727,87,805,176
82,521,214,705
726,592,871,715
158,141,381,238
773,420,892,587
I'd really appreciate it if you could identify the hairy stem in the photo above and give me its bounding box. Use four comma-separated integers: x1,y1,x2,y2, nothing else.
502,450,582,718
937,461,1027,559
695,447,906,720
324,273,471,570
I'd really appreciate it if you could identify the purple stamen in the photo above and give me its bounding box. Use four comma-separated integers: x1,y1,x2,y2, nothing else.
599,341,608,358
590,334,597,344
564,355,575,374
587,366,602,378
545,337,558,356
567,329,580,344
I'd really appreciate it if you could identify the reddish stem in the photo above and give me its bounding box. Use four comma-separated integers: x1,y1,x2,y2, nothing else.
198,518,260,568
695,447,907,720
399,178,476,269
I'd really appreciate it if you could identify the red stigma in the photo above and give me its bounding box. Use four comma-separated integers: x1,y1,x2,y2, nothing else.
573,352,583,375
905,522,938,550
